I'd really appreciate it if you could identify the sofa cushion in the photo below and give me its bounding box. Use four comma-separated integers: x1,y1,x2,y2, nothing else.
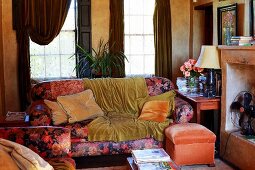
44,100,68,125
138,100,170,122
57,89,104,123
138,91,176,117
71,138,163,157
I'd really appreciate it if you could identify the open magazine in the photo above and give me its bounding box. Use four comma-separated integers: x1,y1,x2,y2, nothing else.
131,148,171,164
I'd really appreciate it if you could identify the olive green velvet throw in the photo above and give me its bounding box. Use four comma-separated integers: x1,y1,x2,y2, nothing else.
83,77,147,117
83,78,173,142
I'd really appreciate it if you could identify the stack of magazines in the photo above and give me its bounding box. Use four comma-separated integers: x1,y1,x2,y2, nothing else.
131,148,176,170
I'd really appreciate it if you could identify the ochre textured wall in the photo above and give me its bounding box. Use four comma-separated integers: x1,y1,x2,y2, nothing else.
91,0,110,50
171,0,191,84
0,0,19,115
193,10,205,59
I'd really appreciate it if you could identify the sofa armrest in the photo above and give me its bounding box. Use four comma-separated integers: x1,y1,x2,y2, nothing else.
0,126,71,158
27,100,52,126
173,97,194,123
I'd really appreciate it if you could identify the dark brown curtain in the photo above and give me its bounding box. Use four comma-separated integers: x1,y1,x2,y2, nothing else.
109,0,125,77
153,0,172,80
26,0,71,45
14,0,71,110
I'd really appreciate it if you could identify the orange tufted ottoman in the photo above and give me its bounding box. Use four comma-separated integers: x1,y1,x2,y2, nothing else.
165,123,216,166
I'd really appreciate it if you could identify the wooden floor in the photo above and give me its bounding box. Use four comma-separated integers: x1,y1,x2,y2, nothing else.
75,154,236,170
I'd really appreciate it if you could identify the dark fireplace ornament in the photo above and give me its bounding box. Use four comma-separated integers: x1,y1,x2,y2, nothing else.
230,91,255,136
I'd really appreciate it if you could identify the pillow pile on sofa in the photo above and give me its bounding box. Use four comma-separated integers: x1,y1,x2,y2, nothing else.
44,89,104,125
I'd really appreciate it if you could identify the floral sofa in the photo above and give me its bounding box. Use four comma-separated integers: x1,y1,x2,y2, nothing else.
0,77,193,158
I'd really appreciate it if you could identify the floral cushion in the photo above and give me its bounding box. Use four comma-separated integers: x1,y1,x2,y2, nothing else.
0,127,71,158
174,97,194,123
145,77,175,96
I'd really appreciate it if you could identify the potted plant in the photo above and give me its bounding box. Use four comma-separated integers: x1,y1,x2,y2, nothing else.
75,39,128,78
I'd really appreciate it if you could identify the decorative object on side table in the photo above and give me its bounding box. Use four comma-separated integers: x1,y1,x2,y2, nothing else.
195,45,220,98
179,59,204,96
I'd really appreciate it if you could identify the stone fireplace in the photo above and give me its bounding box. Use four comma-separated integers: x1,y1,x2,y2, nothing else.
219,46,255,169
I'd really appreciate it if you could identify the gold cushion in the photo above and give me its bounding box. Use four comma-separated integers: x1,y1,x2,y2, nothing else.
138,100,170,122
44,100,68,125
138,91,176,118
57,89,104,123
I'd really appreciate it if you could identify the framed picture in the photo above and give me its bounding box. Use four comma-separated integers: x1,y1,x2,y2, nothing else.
217,4,237,45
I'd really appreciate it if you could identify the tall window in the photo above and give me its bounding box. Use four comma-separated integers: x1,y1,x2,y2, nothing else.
30,0,76,80
124,0,155,76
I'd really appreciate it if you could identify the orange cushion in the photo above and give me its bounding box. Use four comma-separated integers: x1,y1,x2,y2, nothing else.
165,123,216,144
138,100,170,122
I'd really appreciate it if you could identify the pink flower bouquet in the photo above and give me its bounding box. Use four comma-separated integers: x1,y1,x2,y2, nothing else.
180,59,204,78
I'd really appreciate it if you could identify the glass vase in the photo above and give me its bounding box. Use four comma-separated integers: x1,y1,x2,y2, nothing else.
187,76,199,96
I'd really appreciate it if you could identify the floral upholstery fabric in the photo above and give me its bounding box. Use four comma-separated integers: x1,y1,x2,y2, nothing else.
145,77,175,96
28,100,53,126
174,97,194,123
0,127,71,158
71,138,163,157
31,79,84,101
63,119,92,140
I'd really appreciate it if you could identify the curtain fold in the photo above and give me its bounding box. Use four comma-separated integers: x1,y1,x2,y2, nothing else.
26,0,71,45
109,0,125,77
153,0,172,80
14,0,71,110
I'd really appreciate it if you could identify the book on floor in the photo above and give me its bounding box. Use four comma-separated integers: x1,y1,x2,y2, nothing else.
131,148,171,164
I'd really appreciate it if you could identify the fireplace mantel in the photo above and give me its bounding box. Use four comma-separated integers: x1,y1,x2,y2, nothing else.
219,45,255,169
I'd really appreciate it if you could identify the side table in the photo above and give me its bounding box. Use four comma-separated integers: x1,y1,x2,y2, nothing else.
0,115,30,127
175,90,221,124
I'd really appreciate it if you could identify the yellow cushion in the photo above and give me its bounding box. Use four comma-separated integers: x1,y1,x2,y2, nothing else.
44,100,68,125
57,89,104,123
138,91,176,117
0,147,19,170
138,100,170,122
